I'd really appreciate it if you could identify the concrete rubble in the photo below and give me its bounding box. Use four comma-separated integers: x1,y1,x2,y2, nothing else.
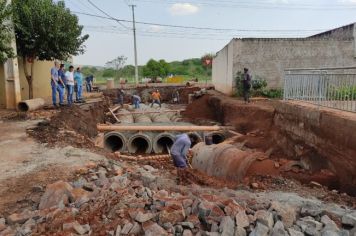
0,158,355,236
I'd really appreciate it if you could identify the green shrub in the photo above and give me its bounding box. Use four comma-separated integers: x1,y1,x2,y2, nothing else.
262,89,284,99
330,86,356,100
234,72,283,99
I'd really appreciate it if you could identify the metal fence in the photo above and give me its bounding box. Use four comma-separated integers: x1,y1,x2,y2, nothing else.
284,67,356,113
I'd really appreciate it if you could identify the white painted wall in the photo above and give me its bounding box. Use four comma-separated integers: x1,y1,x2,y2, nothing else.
212,40,234,95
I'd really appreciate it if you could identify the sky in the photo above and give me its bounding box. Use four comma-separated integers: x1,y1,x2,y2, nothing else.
64,0,356,66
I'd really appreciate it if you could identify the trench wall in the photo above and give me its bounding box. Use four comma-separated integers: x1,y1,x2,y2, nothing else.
205,93,356,194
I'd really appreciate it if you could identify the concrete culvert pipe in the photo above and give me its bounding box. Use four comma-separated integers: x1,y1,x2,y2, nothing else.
104,132,127,152
128,133,153,154
191,142,276,182
153,133,176,154
209,132,226,144
189,132,202,147
133,114,152,123
18,98,45,112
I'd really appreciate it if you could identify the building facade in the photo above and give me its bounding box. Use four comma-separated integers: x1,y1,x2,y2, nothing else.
212,23,356,95
0,59,54,108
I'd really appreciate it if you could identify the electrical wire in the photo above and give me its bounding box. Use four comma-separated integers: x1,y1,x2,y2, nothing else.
86,0,131,29
73,11,327,33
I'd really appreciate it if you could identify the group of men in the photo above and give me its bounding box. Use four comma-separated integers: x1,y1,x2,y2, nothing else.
50,61,85,107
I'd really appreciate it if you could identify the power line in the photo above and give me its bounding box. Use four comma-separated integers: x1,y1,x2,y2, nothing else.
73,11,327,33
86,0,131,29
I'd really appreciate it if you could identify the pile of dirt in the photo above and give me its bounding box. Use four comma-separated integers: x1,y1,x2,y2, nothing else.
29,102,107,148
182,95,216,123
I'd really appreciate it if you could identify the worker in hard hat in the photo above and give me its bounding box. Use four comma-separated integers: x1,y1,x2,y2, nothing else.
170,133,198,184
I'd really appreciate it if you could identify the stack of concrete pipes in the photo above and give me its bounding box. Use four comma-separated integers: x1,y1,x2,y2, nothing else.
104,123,227,155
104,104,227,154
118,104,182,124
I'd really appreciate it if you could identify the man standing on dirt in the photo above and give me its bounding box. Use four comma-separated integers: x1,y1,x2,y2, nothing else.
74,67,83,102
65,66,75,106
170,133,198,184
150,89,162,108
132,94,141,109
243,68,251,103
118,89,125,108
50,61,64,107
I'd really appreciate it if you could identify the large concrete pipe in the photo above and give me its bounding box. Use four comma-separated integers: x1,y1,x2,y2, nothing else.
104,132,127,152
190,132,202,147
127,133,153,154
191,142,276,182
150,113,171,122
18,98,45,112
118,110,134,123
208,131,226,144
133,114,152,123
152,132,176,154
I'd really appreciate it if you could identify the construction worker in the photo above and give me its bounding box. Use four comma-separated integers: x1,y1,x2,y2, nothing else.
50,61,64,107
132,94,141,109
118,89,125,108
150,89,161,108
243,67,251,103
170,133,198,183
172,90,180,103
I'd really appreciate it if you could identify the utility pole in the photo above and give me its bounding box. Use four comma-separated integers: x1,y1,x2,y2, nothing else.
130,5,139,86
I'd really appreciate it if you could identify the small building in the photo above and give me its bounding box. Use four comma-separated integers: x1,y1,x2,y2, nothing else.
0,59,54,108
212,23,356,95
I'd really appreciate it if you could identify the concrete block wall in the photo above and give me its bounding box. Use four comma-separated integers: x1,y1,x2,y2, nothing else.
233,38,356,88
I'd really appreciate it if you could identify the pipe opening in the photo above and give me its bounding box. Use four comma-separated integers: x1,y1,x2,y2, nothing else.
212,133,225,144
131,137,150,154
190,133,202,148
18,102,29,112
156,136,174,154
104,135,124,152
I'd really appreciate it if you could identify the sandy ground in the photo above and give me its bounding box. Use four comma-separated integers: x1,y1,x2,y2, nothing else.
0,120,106,215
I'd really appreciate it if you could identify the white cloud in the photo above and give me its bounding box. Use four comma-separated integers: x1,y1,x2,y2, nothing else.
169,3,199,16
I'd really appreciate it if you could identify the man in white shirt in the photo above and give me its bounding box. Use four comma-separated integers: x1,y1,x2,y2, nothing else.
65,66,75,106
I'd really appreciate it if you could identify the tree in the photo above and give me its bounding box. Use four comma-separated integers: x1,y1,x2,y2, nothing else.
201,53,214,68
142,59,169,78
105,55,127,79
12,0,89,98
0,0,14,63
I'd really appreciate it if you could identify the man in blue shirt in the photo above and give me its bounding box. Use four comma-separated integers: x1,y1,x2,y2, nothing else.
132,94,141,109
170,133,198,183
50,61,64,107
74,67,83,102
85,75,93,92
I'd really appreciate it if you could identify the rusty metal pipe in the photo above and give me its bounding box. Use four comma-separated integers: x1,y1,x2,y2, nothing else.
97,124,222,132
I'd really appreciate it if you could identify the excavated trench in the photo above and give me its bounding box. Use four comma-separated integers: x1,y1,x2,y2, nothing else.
96,88,355,195
184,93,356,196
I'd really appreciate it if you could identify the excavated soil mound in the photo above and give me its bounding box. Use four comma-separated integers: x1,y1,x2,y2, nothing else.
182,95,216,122
29,102,107,148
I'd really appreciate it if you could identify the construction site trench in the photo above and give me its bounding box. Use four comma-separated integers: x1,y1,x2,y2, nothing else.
0,85,356,236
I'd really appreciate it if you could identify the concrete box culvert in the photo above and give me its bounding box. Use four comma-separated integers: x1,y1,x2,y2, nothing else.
104,132,127,152
153,132,176,154
127,133,153,154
